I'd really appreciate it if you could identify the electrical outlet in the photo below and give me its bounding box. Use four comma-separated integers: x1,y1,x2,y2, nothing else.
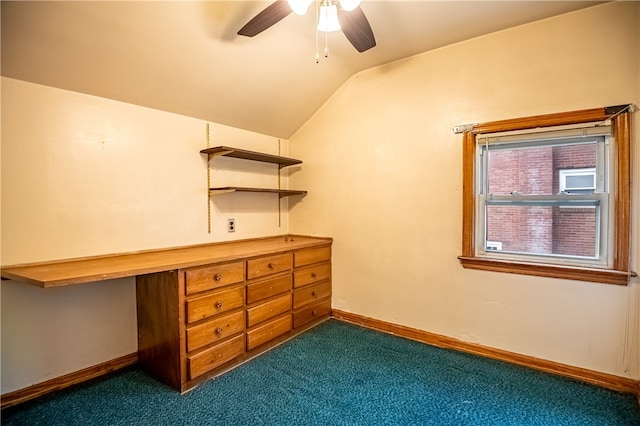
227,218,235,233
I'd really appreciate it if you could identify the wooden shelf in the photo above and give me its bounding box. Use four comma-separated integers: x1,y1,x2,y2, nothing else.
201,144,306,231
209,187,307,198
200,146,302,169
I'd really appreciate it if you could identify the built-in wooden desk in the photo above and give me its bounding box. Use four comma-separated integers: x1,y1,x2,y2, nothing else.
1,235,333,394
1,235,331,288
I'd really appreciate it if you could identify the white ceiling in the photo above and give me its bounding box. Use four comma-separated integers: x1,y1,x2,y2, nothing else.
1,1,604,139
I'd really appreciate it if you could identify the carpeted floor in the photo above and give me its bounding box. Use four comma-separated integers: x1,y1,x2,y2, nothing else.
3,319,639,425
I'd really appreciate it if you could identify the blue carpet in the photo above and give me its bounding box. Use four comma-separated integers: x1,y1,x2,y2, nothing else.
3,319,639,425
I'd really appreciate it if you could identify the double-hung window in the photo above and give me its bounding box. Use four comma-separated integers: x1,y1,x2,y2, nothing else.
459,106,635,285
477,125,609,266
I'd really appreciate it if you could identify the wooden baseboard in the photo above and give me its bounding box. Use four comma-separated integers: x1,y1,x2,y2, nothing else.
332,309,639,395
1,352,138,409
3,316,638,409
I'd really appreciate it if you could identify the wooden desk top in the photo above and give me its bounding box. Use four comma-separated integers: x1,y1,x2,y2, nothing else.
1,235,332,288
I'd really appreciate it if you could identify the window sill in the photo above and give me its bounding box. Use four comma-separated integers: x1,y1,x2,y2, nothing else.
458,256,636,286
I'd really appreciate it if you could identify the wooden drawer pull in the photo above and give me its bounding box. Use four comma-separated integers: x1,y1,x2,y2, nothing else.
215,301,223,309
214,273,222,281
215,327,223,335
311,291,317,297
311,272,317,278
268,262,276,269
312,309,317,317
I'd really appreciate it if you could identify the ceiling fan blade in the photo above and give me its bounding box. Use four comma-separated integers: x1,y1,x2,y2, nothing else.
337,6,376,52
238,1,292,37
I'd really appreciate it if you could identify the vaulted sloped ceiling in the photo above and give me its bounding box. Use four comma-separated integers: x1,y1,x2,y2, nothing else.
1,1,604,139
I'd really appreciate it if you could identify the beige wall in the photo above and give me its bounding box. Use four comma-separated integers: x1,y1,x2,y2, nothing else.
290,1,640,379
1,1,639,396
0,78,292,393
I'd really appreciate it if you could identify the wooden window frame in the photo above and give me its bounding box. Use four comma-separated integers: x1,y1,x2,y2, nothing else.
458,106,636,285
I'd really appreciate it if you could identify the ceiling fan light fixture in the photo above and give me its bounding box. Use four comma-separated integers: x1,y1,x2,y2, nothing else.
288,0,313,16
338,0,361,12
317,4,341,32
238,0,375,53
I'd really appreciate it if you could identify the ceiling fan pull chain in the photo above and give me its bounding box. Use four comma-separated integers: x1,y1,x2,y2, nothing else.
324,27,329,58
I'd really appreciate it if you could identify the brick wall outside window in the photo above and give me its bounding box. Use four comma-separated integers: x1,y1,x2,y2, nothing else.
486,144,597,257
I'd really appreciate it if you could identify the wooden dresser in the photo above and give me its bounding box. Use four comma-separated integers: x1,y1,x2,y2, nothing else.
135,236,332,392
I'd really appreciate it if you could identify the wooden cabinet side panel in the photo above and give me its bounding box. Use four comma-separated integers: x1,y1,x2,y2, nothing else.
136,271,182,390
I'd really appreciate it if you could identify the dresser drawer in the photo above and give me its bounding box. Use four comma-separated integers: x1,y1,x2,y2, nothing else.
185,261,244,295
293,281,331,310
186,310,244,352
294,245,331,268
293,262,331,288
246,314,291,350
188,334,244,380
293,298,331,329
246,274,291,305
246,294,291,328
186,286,244,324
247,253,292,280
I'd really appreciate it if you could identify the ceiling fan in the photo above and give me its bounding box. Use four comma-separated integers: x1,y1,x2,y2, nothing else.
237,0,376,53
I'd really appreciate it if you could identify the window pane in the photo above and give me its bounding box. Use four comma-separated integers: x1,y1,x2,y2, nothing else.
565,174,594,189
487,142,597,196
486,205,597,258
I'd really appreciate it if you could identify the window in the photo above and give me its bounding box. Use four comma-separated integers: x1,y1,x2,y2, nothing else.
479,127,607,264
459,106,635,285
559,168,596,194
